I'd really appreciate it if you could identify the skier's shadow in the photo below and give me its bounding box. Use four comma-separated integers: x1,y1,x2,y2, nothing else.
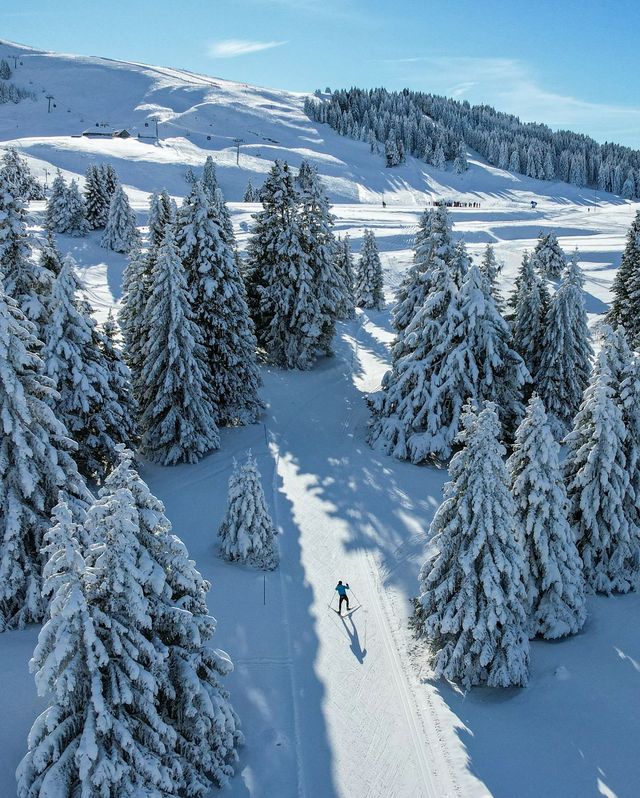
339,606,367,663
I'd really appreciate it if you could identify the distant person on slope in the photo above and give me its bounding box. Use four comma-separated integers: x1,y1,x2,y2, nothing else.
335,580,350,614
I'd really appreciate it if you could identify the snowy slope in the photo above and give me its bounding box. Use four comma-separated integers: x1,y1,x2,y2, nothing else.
1,40,640,798
0,38,630,209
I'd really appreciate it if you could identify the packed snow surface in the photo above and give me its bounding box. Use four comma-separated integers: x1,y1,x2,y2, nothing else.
1,39,639,798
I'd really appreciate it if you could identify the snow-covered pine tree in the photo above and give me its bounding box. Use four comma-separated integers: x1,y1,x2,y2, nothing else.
201,156,236,247
16,500,98,797
219,453,279,570
427,264,528,452
0,147,44,200
42,255,125,481
565,349,636,593
478,244,504,310
432,144,446,170
99,450,243,793
507,396,586,638
118,245,152,398
243,180,256,202
0,173,48,325
413,403,530,688
531,230,566,278
100,162,119,199
0,280,90,630
619,340,640,571
83,163,111,230
98,311,139,451
176,181,262,425
202,155,219,203
507,250,535,318
453,141,468,173
101,184,139,253
296,160,344,355
334,234,355,319
148,188,173,253
44,171,69,233
512,270,549,384
537,252,593,436
246,160,324,369
355,229,384,310
369,225,463,461
608,211,640,342
47,485,178,795
392,205,456,338
139,226,220,464
64,179,89,237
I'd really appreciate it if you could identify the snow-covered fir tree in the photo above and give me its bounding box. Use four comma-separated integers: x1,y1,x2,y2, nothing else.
537,252,593,435
507,251,535,318
507,396,586,638
44,171,69,233
531,230,566,278
392,205,456,338
453,141,468,173
201,156,236,247
0,281,90,630
21,485,180,796
608,210,640,342
565,349,636,594
148,188,173,253
296,160,344,355
84,163,111,229
334,234,355,319
434,264,528,447
219,453,279,570
176,181,263,425
100,162,118,198
97,451,243,794
245,160,324,369
16,501,97,798
0,147,44,200
413,403,530,688
243,179,257,202
98,312,138,451
512,270,549,383
478,244,504,310
0,173,46,323
101,184,139,253
369,225,463,461
64,179,89,237
118,245,151,397
42,255,127,481
355,229,384,310
139,227,220,464
619,339,640,569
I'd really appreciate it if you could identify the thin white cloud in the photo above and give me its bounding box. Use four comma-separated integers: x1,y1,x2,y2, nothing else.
376,55,640,147
208,39,287,58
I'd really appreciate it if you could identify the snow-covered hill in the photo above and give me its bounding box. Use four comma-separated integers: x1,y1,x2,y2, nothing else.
1,37,631,209
2,40,640,798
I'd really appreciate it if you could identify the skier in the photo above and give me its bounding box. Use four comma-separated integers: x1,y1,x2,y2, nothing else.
335,580,350,614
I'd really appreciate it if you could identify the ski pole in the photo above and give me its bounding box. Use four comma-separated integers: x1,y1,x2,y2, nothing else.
349,587,362,606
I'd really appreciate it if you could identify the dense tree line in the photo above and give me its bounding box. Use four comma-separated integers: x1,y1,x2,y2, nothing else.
306,88,640,198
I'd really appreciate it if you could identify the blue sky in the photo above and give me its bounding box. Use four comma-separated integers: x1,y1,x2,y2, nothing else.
3,0,640,146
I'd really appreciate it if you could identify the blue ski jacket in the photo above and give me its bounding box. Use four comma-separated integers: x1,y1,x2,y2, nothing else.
335,583,349,596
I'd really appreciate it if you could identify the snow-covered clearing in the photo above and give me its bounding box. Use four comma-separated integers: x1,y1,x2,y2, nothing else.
1,39,640,798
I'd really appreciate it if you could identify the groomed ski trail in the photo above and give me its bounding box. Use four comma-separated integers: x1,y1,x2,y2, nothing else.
261,309,464,798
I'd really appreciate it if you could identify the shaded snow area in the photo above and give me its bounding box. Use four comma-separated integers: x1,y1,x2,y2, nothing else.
1,38,640,798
